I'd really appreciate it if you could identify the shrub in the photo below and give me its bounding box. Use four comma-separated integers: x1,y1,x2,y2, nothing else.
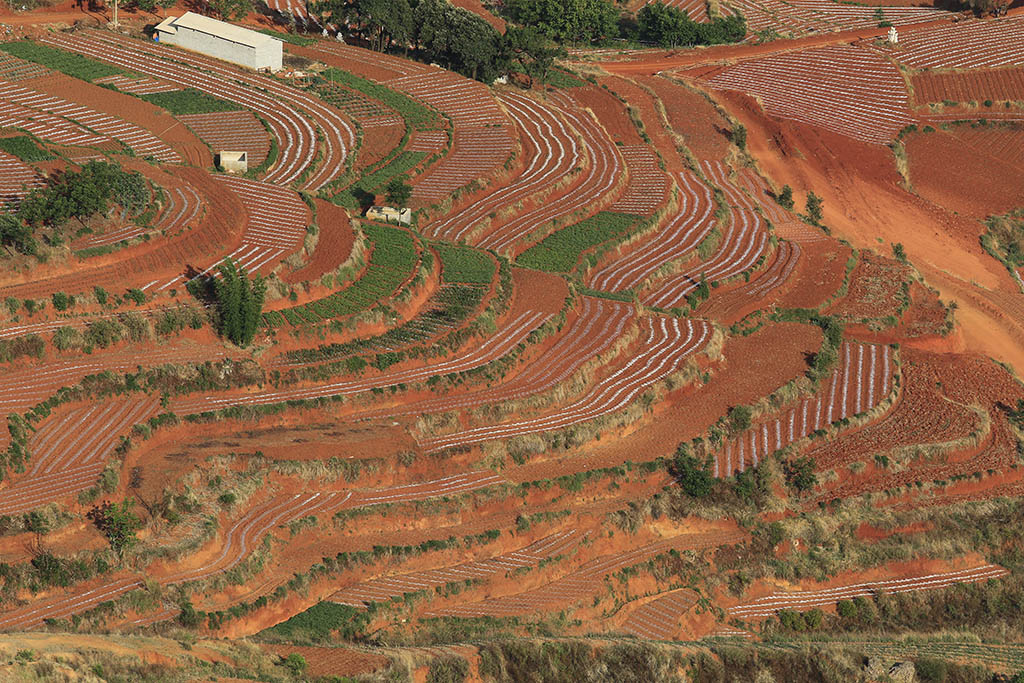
777,184,794,209
806,191,824,225
670,445,713,497
784,456,817,492
51,292,73,312
916,657,948,683
282,653,307,676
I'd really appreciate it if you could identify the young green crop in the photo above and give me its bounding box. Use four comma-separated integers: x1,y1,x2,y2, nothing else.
517,212,641,272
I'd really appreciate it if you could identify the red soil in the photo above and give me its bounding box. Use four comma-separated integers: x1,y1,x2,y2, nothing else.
281,200,355,285
912,67,1024,105
21,72,208,165
265,645,389,678
807,349,1023,505
710,86,1024,372
826,250,914,322
634,75,732,160
905,125,1024,218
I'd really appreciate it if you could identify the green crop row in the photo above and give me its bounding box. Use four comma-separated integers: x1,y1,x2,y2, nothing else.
436,243,495,285
0,41,126,82
282,282,487,364
139,88,240,115
319,68,443,131
517,211,642,273
264,223,418,328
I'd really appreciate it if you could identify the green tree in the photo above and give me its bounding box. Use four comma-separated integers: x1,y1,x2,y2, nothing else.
784,456,817,492
207,0,251,20
87,499,143,556
806,191,824,225
637,2,698,47
506,0,619,46
502,26,565,87
385,176,412,206
731,123,747,150
213,259,266,347
411,0,503,81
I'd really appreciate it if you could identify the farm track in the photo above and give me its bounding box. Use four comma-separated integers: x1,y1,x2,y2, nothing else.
621,588,700,640
424,91,581,243
0,81,181,163
0,340,228,413
0,167,246,299
167,309,550,415
0,396,161,516
644,207,768,310
0,471,509,629
880,15,1024,70
728,564,1009,618
698,239,802,321
419,317,711,453
329,530,584,608
475,91,623,254
703,45,915,144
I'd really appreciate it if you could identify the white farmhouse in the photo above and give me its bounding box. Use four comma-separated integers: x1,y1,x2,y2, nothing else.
154,12,283,72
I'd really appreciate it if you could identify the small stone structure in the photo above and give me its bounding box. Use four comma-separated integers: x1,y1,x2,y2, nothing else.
218,151,248,174
366,205,412,226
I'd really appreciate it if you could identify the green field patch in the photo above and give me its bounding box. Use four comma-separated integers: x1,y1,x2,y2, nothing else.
517,212,643,273
266,222,418,328
0,41,126,81
0,135,53,162
319,68,442,131
334,150,425,210
140,88,241,115
260,601,369,641
436,244,495,284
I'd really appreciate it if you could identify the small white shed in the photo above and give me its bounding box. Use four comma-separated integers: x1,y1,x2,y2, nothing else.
154,12,283,72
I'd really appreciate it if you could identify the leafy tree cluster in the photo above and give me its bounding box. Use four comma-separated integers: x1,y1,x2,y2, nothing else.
505,0,620,45
1,161,148,257
211,259,266,347
783,455,817,492
315,0,520,82
636,1,746,47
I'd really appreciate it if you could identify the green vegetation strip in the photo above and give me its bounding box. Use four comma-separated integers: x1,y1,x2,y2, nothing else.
320,68,442,131
517,211,642,273
981,208,1024,279
0,41,126,81
264,223,418,328
260,601,369,641
257,28,315,46
0,135,53,162
437,243,495,284
139,88,240,115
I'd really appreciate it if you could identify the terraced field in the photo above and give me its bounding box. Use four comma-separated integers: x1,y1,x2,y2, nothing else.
0,10,1021,681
